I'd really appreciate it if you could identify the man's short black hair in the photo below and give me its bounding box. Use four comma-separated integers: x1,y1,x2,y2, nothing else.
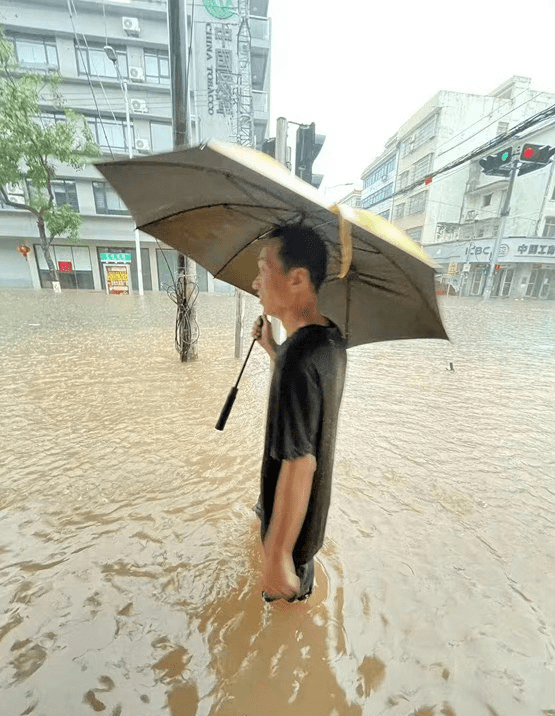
268,224,328,292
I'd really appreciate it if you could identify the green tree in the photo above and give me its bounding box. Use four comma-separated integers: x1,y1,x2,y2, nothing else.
0,27,100,288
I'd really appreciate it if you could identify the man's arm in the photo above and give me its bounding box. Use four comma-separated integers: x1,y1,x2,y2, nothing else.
262,455,316,600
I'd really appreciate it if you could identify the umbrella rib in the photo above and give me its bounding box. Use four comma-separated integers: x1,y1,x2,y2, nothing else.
225,174,295,225
213,236,261,280
138,202,296,232
325,274,404,297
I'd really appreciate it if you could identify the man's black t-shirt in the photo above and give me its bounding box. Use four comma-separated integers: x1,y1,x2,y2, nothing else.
260,319,347,566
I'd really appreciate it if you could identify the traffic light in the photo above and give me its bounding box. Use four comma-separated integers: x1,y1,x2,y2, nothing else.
518,143,555,175
261,137,276,158
295,122,325,188
479,147,512,176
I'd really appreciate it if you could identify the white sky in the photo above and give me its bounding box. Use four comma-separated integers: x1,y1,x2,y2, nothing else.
268,0,555,200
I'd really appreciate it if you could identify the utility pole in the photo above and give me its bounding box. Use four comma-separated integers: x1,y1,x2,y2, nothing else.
168,0,198,359
482,147,520,300
268,117,289,345
276,117,288,165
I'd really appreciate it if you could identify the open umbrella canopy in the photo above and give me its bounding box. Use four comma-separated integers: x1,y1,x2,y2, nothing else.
96,139,448,348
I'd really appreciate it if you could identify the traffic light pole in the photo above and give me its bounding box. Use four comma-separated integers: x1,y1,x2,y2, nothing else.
482,148,520,301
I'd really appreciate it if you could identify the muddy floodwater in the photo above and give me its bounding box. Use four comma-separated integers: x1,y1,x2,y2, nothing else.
0,289,554,716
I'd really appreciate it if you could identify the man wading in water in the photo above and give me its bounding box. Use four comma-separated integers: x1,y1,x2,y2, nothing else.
251,225,347,603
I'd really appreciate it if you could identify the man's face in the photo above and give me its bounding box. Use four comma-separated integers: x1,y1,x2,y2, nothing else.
252,240,290,318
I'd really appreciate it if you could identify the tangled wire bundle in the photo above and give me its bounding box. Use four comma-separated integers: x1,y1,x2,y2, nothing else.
162,273,200,361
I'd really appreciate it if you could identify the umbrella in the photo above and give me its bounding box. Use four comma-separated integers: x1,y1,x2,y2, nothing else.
96,139,449,427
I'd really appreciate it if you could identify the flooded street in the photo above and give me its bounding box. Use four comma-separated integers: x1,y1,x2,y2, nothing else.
0,289,554,716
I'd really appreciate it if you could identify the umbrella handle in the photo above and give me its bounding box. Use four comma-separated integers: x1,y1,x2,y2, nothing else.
215,335,258,431
215,386,238,431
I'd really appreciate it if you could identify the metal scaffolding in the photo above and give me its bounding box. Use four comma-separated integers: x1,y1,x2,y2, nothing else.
236,0,254,147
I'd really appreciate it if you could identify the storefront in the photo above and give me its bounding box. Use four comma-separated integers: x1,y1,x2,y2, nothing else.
429,236,555,300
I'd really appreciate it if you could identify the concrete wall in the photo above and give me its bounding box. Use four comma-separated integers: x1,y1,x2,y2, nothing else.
0,239,34,287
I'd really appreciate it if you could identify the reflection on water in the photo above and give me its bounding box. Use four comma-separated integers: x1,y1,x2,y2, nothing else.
0,289,554,716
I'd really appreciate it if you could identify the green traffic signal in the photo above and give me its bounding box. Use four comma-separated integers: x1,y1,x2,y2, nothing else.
501,151,510,162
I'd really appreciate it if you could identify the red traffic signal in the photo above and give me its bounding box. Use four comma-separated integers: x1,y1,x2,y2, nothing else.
520,143,555,163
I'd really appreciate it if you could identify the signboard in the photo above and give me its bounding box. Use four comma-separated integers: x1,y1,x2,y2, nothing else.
100,253,131,263
58,261,73,273
430,237,555,265
105,264,130,295
203,0,234,19
448,263,458,276
462,263,471,272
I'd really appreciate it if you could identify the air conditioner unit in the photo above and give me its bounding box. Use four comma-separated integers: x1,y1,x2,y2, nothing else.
466,210,476,220
130,98,148,113
129,66,145,82
122,17,140,36
136,138,150,152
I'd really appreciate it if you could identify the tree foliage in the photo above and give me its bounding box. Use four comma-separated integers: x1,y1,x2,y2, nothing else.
0,25,100,282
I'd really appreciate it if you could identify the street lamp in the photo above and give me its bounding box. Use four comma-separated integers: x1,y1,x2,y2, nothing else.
104,45,144,296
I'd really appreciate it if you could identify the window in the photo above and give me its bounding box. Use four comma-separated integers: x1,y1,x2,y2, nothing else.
87,117,132,153
483,193,492,207
53,181,79,212
406,227,423,242
250,0,269,16
92,182,129,215
378,209,390,220
1,183,25,210
413,114,437,149
250,17,270,39
362,156,396,189
40,111,66,127
34,243,94,289
144,49,169,85
9,34,58,70
408,191,427,215
497,121,509,136
401,113,438,157
543,216,555,238
76,43,128,79
412,153,433,182
399,171,409,189
394,203,405,219
361,183,393,209
150,122,172,152
251,49,268,90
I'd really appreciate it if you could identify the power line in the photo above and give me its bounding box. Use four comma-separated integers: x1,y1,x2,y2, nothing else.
391,102,555,201
66,0,116,157
435,88,552,158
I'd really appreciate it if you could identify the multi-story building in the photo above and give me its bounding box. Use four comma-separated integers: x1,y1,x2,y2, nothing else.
358,76,555,298
337,187,361,209
0,0,271,291
360,135,397,222
428,118,555,299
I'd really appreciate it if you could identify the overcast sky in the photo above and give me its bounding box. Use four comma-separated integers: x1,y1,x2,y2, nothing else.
267,0,555,199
